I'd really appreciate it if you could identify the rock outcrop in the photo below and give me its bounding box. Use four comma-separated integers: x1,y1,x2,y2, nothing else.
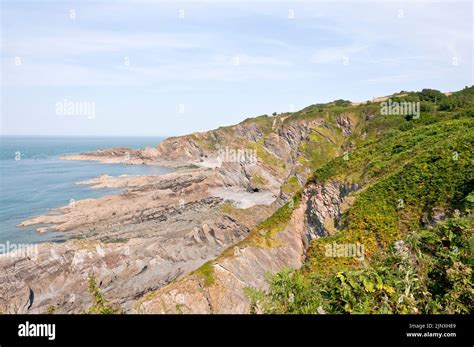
2,106,360,314
135,180,357,313
1,215,247,313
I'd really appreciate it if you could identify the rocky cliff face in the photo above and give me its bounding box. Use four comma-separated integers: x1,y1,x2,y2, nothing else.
1,170,254,313
0,221,246,314
135,179,356,313
4,88,469,314
305,182,359,239
2,104,361,314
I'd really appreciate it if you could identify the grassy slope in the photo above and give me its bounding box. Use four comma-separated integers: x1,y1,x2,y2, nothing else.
247,86,474,314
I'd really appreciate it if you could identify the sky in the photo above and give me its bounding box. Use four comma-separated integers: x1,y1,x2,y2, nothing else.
1,0,473,137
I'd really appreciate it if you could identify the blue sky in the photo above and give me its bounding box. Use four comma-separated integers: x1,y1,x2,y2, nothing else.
1,0,472,136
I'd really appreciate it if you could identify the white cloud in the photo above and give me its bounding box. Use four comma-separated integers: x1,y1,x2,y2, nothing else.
3,31,211,58
310,45,367,64
212,54,291,67
2,61,135,87
2,55,293,87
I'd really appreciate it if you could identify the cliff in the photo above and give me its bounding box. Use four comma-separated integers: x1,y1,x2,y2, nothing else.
2,87,473,314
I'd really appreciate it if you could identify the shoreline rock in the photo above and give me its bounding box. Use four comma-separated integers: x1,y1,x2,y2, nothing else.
3,106,356,313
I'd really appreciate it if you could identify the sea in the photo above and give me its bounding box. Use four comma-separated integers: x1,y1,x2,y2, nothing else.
0,136,172,247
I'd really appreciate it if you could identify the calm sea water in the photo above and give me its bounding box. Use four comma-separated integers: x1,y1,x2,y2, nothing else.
0,136,172,246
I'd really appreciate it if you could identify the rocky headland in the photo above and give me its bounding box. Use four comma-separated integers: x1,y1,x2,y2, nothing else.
0,96,392,313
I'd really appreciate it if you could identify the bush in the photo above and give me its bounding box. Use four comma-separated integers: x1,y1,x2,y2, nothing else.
250,216,473,314
86,275,122,314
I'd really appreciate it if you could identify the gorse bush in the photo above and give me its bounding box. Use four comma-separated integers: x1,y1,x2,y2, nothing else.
249,216,473,314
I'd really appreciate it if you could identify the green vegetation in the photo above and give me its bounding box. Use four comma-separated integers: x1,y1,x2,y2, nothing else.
195,261,215,287
190,134,219,151
391,86,474,112
333,99,352,107
281,176,302,196
246,86,474,314
45,305,57,314
248,216,473,314
255,139,286,172
251,172,268,186
86,275,122,314
241,114,274,135
241,193,301,248
220,200,236,215
296,126,344,176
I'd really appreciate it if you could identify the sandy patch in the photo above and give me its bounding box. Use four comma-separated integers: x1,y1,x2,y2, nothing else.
211,187,275,209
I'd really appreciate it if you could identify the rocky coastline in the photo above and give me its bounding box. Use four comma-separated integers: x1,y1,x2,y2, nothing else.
0,108,356,313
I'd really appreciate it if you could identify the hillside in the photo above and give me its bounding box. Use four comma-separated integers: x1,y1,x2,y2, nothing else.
135,86,474,313
2,87,472,314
